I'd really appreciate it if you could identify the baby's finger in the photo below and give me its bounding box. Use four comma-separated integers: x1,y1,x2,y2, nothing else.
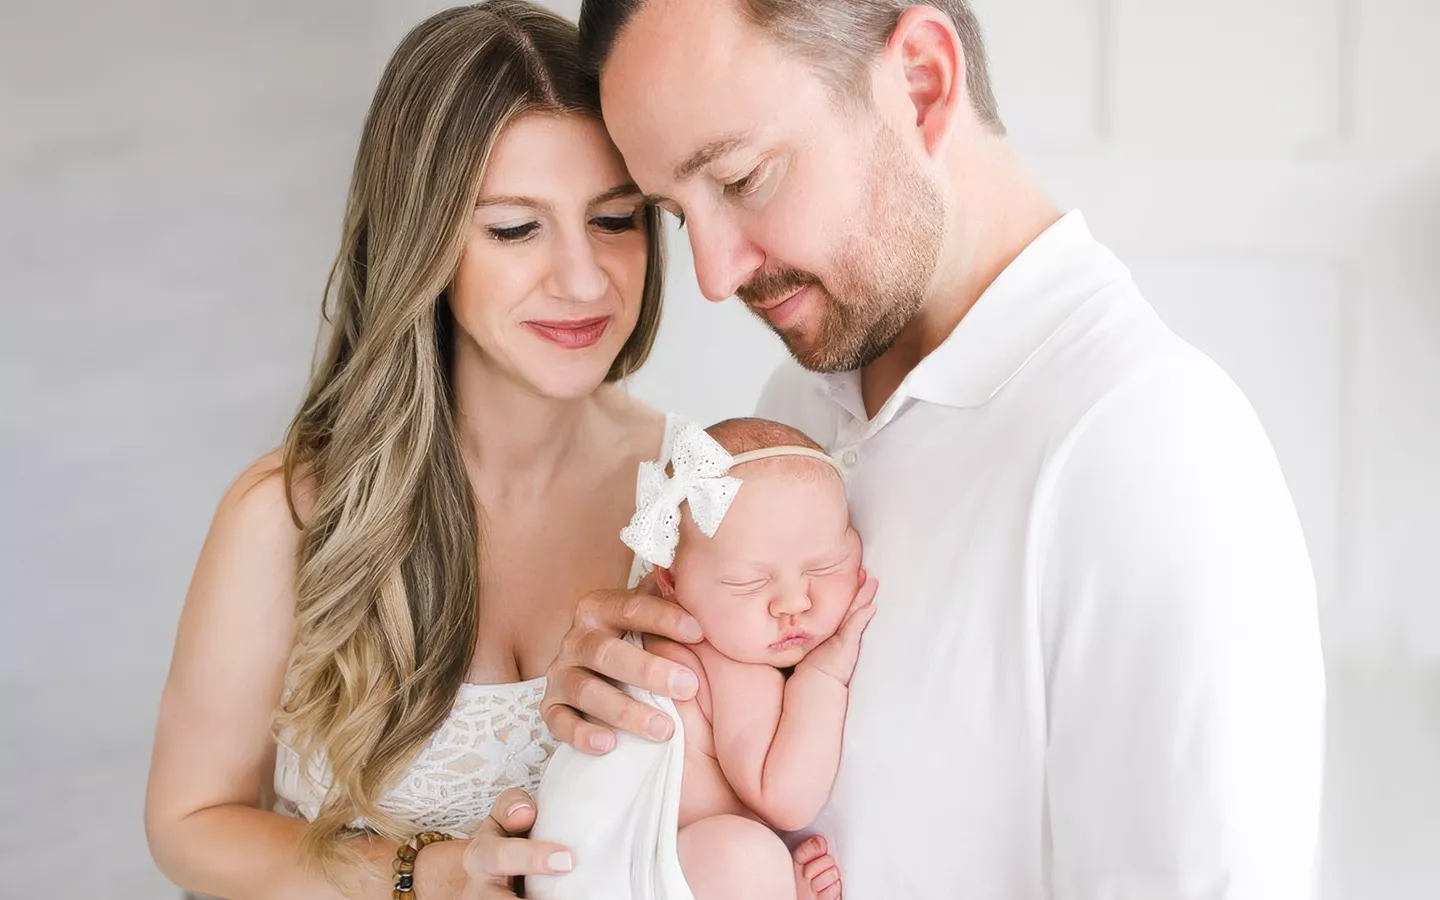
851,574,879,609
837,602,878,651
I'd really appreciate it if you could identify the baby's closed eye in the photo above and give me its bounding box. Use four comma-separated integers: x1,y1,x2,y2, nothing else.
721,578,769,595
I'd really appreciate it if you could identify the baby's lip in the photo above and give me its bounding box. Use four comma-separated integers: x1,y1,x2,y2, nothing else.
769,631,812,650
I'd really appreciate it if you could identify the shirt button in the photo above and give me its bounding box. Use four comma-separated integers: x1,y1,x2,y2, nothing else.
841,449,859,467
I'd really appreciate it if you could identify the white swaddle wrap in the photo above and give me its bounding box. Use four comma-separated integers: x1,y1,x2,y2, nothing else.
526,633,696,900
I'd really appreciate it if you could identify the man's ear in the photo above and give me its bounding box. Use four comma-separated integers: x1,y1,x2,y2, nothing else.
879,5,967,157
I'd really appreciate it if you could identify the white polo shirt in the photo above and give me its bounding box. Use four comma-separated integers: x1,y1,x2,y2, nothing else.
756,212,1325,900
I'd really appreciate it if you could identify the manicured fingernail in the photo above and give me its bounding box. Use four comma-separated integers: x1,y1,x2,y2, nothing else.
647,713,673,741
548,851,573,872
588,731,614,753
669,667,698,699
505,801,532,818
679,618,703,642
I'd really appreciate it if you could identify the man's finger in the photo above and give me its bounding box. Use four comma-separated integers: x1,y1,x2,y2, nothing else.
550,664,678,741
576,628,697,700
541,703,617,755
578,587,703,644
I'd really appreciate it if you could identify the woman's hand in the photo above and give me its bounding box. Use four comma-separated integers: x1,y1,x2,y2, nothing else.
540,581,704,753
416,788,572,899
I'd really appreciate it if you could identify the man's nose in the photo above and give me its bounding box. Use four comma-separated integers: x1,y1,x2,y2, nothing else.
687,214,763,303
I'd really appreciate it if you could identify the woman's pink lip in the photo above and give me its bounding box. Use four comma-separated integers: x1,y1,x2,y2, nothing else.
527,316,609,329
524,316,611,348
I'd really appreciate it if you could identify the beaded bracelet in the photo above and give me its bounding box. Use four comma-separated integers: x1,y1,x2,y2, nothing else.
393,830,455,899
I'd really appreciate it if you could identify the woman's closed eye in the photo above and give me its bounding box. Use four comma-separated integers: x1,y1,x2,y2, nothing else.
591,211,640,234
488,221,540,242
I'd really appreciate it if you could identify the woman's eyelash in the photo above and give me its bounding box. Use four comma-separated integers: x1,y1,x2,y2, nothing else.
489,213,639,242
592,213,639,233
488,222,539,242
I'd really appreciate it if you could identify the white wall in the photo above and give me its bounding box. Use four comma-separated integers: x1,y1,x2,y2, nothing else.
1,1,1435,898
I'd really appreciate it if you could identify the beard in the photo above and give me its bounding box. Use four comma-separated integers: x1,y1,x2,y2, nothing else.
736,120,944,373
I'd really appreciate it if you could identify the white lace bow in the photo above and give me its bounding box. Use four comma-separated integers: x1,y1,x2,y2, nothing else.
620,420,742,568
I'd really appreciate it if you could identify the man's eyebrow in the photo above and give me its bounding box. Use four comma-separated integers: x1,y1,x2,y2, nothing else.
672,133,752,182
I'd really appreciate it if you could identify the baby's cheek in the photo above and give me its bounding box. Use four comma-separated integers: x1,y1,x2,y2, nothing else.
813,578,856,631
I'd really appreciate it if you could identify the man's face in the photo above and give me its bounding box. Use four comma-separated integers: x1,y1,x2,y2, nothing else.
599,0,944,372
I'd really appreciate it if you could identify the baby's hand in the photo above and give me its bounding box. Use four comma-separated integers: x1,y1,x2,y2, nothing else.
798,572,878,686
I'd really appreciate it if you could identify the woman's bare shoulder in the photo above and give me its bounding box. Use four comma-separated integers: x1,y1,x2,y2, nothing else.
216,449,317,536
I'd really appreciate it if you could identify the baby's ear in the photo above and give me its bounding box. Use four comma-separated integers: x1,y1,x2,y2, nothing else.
653,566,676,599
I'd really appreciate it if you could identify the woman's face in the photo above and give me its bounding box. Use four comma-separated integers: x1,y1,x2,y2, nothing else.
450,113,650,400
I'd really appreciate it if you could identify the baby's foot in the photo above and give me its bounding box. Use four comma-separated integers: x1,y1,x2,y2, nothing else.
791,833,842,900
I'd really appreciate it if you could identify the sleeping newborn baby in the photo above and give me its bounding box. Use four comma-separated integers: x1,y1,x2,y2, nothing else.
529,417,878,900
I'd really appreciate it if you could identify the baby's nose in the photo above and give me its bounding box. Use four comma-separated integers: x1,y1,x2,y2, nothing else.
770,590,813,618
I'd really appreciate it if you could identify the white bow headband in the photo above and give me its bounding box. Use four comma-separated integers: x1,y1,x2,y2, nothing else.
620,419,843,568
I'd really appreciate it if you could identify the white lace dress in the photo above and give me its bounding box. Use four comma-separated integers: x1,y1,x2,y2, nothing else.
273,415,676,837
273,677,557,836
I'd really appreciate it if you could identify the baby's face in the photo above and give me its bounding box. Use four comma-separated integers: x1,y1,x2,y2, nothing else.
669,463,861,667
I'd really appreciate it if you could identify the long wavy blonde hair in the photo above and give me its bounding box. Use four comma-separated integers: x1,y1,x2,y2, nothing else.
275,0,664,872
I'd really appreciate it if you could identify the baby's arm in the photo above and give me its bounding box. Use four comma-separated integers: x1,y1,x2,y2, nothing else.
705,577,878,832
703,647,845,832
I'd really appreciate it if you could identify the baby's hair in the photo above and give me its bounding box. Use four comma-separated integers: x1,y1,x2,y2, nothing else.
704,417,839,485
706,417,826,455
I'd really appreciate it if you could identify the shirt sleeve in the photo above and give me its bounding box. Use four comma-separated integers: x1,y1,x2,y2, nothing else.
1038,358,1325,900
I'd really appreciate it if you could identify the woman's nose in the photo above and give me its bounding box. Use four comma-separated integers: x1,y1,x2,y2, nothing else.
551,233,609,303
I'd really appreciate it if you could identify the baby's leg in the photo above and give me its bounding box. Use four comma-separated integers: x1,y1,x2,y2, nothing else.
678,815,794,900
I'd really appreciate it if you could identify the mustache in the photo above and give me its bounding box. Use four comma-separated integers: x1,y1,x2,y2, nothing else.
736,267,822,308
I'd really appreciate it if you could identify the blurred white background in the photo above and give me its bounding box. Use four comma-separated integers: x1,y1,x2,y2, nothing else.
1,0,1436,897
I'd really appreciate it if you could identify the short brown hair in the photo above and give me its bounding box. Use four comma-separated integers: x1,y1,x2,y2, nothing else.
580,0,1003,132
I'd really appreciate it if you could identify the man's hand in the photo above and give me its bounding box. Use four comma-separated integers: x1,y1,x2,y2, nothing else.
797,572,878,687
540,582,704,753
